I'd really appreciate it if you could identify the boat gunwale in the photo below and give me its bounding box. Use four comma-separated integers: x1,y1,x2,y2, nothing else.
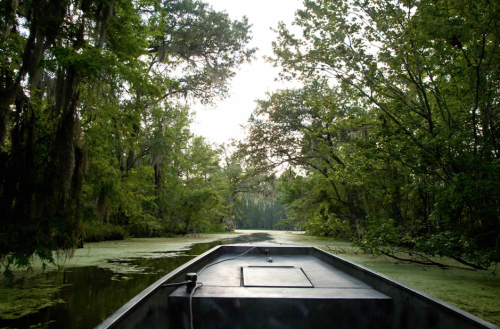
95,244,226,329
311,247,498,329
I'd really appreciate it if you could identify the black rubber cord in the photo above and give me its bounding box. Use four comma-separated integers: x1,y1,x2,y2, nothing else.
197,246,257,276
161,281,188,288
172,247,266,329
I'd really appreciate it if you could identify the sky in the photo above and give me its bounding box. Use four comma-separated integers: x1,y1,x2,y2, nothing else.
190,0,304,145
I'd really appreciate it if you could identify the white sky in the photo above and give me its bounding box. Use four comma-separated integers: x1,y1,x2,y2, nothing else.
190,0,304,145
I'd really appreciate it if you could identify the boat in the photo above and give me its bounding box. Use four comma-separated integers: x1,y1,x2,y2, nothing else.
96,244,499,329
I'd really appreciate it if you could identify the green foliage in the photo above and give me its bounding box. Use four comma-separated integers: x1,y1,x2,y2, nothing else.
239,0,500,269
235,193,289,230
82,222,127,242
0,0,254,276
157,136,231,234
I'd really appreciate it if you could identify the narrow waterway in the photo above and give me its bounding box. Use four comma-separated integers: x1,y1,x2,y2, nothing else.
0,233,271,329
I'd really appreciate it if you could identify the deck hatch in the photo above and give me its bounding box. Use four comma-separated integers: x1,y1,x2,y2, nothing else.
242,266,313,288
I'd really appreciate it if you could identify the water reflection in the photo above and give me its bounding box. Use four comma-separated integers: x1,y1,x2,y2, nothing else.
0,232,271,329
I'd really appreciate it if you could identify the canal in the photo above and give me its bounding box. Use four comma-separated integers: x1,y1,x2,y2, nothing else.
0,233,271,329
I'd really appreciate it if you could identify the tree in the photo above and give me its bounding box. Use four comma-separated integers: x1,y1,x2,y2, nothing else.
157,136,227,234
265,0,500,268
239,80,372,236
236,192,288,230
0,0,254,276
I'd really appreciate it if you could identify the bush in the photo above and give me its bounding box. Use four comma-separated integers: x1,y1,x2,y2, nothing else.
82,221,128,242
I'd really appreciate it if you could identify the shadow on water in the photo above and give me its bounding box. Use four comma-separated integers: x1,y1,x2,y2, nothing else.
177,232,272,257
0,232,271,329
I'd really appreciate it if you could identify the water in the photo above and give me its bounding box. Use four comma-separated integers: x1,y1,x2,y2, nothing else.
0,233,271,329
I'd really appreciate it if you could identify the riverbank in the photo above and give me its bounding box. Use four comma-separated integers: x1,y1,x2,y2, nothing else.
248,229,500,326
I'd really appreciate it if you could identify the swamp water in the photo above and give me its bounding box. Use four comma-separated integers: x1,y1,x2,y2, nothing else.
0,233,271,329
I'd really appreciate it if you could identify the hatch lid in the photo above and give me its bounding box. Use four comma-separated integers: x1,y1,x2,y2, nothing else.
242,266,313,288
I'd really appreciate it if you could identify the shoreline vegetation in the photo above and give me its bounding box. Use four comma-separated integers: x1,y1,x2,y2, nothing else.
0,230,499,326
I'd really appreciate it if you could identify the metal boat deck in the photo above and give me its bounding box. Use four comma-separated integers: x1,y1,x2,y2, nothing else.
168,252,392,328
97,245,499,329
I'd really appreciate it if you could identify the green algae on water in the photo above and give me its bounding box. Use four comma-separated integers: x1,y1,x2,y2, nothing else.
0,281,66,320
259,230,500,327
0,233,241,321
